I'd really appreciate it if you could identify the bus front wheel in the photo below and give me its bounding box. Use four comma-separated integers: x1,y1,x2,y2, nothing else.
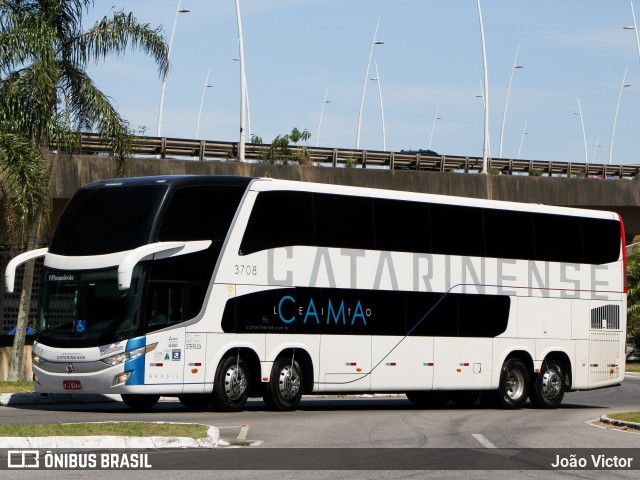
492,358,530,409
211,355,250,412
529,360,565,409
263,357,303,411
121,394,160,411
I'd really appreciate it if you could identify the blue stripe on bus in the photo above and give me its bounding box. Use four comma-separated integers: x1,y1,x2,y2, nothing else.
124,335,146,386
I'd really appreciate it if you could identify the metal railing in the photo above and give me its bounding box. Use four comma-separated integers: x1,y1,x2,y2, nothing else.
74,132,640,179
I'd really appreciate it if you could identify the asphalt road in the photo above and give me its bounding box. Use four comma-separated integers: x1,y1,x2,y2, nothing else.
1,374,639,479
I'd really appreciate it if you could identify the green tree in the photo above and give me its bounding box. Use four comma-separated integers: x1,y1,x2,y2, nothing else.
0,0,168,380
255,127,312,165
627,247,640,358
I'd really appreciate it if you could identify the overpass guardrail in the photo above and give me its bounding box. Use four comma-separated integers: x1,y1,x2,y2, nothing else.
73,132,640,179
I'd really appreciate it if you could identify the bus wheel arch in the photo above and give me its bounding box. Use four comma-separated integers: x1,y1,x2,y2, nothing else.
263,348,312,411
211,347,260,411
530,352,571,409
492,351,534,409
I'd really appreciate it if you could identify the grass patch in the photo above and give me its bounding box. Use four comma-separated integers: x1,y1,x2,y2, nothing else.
607,412,640,424
0,381,34,393
0,422,209,438
626,363,640,373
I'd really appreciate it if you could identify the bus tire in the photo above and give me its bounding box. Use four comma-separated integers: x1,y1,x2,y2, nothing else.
211,355,250,412
529,360,565,409
178,394,212,410
121,394,160,411
406,391,449,408
493,358,530,409
263,357,303,411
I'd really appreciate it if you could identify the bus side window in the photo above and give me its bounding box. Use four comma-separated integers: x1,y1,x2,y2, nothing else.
146,282,184,332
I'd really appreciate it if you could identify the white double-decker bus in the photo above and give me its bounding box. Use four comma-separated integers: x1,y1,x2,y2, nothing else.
5,175,627,411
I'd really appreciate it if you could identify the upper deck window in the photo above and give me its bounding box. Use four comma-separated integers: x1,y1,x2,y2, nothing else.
49,185,168,256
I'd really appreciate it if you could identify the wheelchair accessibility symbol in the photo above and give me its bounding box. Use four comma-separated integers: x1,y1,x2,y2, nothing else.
75,320,86,333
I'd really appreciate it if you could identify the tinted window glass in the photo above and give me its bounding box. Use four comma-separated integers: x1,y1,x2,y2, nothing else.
158,185,244,242
49,185,167,255
534,214,583,263
484,209,535,260
430,204,485,257
150,185,246,326
314,194,375,250
374,199,431,253
581,218,621,264
240,191,314,255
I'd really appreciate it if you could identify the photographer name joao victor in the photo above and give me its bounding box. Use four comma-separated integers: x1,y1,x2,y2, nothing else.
551,453,634,469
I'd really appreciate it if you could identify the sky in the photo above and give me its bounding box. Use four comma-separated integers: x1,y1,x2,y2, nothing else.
83,0,640,165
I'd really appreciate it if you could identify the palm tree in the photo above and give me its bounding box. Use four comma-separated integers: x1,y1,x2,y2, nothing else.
0,0,169,380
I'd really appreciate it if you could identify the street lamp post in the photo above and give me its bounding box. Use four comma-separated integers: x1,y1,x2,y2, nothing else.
476,80,491,157
316,86,330,147
234,0,247,162
498,45,523,158
195,68,213,139
592,134,602,163
575,99,588,163
356,18,383,150
477,0,490,174
156,0,190,137
428,104,442,151
370,61,386,151
608,66,631,165
517,120,530,160
624,1,640,68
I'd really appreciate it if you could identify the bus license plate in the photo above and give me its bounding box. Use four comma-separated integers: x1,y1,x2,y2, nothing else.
63,380,82,390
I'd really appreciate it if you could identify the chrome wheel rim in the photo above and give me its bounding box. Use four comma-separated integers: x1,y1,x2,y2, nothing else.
278,364,300,401
505,369,525,400
541,369,562,400
224,364,247,401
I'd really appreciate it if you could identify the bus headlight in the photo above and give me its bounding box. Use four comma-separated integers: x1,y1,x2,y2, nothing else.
32,353,45,366
113,371,132,386
101,343,157,366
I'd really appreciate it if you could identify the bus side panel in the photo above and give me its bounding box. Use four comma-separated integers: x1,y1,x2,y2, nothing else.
518,297,572,340
370,336,433,391
432,337,492,390
145,327,185,392
320,335,371,392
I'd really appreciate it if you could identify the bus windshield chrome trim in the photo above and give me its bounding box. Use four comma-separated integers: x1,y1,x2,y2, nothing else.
45,251,130,271
118,240,212,290
5,248,48,293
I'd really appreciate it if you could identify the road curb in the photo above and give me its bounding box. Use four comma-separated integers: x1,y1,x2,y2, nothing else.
0,425,220,449
600,415,640,431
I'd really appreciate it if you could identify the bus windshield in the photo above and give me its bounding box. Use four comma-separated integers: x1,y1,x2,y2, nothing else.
48,184,168,256
37,267,143,346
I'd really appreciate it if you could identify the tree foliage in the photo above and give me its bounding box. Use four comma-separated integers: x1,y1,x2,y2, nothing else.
0,0,168,174
252,127,312,165
0,0,168,380
627,247,640,354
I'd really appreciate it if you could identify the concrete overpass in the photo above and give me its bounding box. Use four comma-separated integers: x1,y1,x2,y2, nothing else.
48,153,640,241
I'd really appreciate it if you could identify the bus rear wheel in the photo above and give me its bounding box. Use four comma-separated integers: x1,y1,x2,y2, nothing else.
529,360,565,409
263,357,303,411
492,358,530,409
211,355,250,412
121,394,160,411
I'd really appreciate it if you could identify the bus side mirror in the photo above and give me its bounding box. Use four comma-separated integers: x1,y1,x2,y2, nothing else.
4,248,48,293
118,240,212,290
